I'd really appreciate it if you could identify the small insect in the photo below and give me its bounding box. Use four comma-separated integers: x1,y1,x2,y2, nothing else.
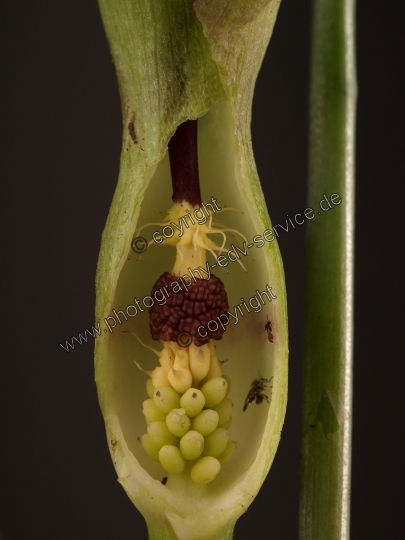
243,375,273,411
161,476,168,485
265,318,273,343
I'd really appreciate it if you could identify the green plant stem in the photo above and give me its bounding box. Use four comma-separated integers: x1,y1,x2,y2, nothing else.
300,0,357,539
146,520,234,540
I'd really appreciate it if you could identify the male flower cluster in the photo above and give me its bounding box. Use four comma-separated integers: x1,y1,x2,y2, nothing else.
149,272,229,345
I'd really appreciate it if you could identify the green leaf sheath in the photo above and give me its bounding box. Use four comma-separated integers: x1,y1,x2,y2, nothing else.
95,2,287,540
96,0,227,321
95,0,281,320
300,0,357,539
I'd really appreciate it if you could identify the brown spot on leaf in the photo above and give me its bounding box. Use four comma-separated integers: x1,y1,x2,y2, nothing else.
128,113,137,144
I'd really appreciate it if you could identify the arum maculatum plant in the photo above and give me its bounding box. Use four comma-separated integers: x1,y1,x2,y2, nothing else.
95,1,287,539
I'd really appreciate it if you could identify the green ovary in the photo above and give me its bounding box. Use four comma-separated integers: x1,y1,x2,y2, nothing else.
140,345,235,484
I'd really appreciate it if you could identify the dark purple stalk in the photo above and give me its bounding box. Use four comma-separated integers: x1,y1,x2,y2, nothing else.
168,119,202,206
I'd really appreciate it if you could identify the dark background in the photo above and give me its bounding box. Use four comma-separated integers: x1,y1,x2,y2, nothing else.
1,0,404,539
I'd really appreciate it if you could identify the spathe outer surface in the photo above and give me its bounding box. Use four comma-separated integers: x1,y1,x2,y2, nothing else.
95,1,288,539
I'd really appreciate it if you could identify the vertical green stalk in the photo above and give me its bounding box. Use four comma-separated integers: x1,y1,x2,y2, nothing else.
300,0,357,539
